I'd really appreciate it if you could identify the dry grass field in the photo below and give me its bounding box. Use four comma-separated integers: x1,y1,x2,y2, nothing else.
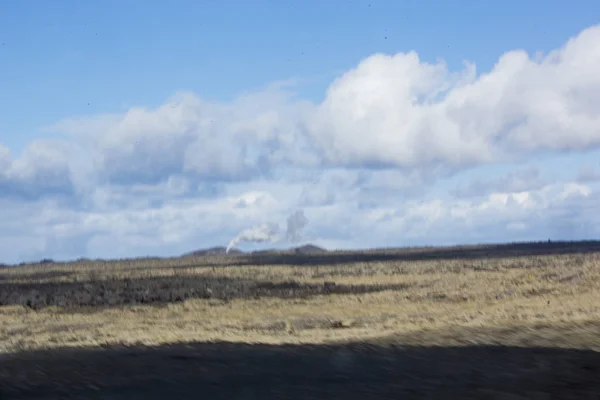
1,241,600,398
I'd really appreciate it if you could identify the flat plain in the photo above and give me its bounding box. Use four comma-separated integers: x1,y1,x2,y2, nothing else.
1,241,600,398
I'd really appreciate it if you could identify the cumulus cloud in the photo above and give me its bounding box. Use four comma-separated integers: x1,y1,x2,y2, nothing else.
292,180,600,250
2,24,600,262
38,24,600,191
577,163,600,182
309,25,600,168
452,166,547,198
0,140,75,199
48,89,315,185
1,177,599,263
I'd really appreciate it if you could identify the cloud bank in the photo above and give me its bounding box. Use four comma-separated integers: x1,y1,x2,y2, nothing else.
2,25,600,263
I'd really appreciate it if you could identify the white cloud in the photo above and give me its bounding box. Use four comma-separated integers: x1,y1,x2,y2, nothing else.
0,140,75,199
556,182,591,201
49,89,316,184
577,162,600,182
0,176,598,263
309,26,600,168
452,166,547,198
2,25,600,262
39,24,600,189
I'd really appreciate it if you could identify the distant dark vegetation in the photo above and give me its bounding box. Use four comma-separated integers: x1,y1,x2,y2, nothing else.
183,247,243,256
182,240,600,267
182,244,327,257
6,239,600,268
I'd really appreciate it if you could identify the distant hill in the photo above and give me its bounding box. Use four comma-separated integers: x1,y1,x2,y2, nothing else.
250,248,278,255
183,244,327,258
183,246,243,256
293,244,328,254
250,244,328,255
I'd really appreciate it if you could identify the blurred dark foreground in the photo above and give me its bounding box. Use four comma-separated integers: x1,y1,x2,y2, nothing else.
1,340,599,399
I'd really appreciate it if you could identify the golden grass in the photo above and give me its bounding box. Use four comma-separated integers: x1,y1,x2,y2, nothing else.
2,251,600,354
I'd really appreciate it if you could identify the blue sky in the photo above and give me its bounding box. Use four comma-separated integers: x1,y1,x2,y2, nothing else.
1,1,600,263
3,0,599,150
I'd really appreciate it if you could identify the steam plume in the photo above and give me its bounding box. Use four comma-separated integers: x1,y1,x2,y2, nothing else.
226,209,309,253
226,223,280,253
286,209,309,242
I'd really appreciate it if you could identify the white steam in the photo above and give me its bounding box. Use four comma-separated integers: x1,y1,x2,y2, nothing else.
226,210,309,253
286,209,309,242
225,223,280,253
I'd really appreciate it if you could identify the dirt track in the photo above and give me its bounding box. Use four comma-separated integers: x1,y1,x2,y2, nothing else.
2,340,600,399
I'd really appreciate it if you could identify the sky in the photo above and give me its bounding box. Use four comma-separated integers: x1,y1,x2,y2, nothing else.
1,1,600,263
